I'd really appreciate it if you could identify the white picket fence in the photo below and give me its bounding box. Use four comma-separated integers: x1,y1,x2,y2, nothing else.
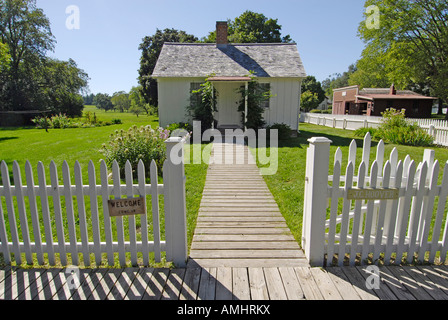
0,137,188,267
300,112,448,147
302,133,448,267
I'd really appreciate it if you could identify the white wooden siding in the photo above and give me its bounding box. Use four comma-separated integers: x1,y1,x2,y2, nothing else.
157,77,302,130
158,78,204,128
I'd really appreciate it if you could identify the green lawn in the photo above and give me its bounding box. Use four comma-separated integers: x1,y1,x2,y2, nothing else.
259,123,448,247
0,106,208,268
2,112,448,267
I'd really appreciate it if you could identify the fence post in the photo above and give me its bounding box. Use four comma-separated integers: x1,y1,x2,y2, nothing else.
303,137,332,267
164,136,188,267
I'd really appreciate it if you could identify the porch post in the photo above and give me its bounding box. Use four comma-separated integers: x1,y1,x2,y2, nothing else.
245,81,248,131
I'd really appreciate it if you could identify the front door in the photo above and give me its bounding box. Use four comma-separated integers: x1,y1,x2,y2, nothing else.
214,82,242,128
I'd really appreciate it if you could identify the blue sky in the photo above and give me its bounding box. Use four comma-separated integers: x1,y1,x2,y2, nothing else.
36,0,367,95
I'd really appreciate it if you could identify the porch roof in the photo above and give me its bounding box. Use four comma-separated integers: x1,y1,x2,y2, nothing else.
207,76,252,82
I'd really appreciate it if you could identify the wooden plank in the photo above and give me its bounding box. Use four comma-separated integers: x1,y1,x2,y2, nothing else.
197,267,217,300
69,268,103,300
107,268,139,300
348,162,364,266
215,267,233,300
264,268,287,300
150,160,161,263
88,161,102,266
126,268,153,300
88,268,123,300
232,268,251,300
278,267,305,300
1,161,22,265
340,267,379,300
50,161,67,266
327,159,341,266
162,269,186,300
189,250,304,259
309,267,343,300
402,266,448,300
142,268,170,300
179,267,201,300
62,161,78,266
326,267,361,300
112,161,126,267
430,163,448,263
248,267,269,300
25,161,44,265
124,161,138,266
100,161,115,266
74,161,90,267
355,266,398,300
191,241,300,250
194,228,292,235
12,161,33,264
386,266,432,300
190,259,308,268
16,269,45,300
193,235,295,242
378,266,415,300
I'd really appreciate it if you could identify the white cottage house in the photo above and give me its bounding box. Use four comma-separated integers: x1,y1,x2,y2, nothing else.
152,21,307,132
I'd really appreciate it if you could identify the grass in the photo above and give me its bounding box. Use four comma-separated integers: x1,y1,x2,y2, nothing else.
3,112,448,267
258,123,448,251
0,106,209,268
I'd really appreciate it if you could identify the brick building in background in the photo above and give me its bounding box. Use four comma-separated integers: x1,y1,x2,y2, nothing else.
332,84,437,118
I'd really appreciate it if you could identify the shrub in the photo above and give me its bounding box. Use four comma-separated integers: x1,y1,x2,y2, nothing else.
376,108,434,147
266,123,292,140
111,118,122,125
309,109,323,113
50,113,71,129
354,127,379,139
100,125,171,178
32,116,51,129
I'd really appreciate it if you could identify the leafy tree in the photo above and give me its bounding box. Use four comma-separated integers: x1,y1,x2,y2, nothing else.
94,93,113,112
301,76,326,105
40,58,89,117
0,0,55,111
111,91,130,112
0,0,88,117
0,41,9,70
322,64,357,97
138,29,198,108
202,11,292,43
354,0,448,116
300,91,320,112
129,85,154,116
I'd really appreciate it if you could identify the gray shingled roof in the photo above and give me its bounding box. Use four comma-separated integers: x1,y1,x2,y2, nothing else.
152,43,307,78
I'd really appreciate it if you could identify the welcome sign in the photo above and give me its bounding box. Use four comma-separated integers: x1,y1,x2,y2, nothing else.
108,197,146,217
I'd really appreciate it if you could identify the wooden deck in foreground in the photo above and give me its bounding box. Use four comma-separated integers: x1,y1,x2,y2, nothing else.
2,265,448,300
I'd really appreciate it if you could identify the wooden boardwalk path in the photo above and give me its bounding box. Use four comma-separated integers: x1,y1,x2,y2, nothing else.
188,141,308,268
2,265,448,300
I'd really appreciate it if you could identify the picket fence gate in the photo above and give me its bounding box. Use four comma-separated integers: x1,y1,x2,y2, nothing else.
302,133,448,267
0,137,188,268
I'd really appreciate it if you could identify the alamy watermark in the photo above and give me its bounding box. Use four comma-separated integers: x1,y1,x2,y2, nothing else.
169,121,279,176
364,265,381,290
65,266,80,290
366,5,380,30
66,5,80,30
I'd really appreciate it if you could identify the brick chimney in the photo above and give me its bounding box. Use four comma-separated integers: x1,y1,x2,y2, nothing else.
216,21,228,48
390,84,397,95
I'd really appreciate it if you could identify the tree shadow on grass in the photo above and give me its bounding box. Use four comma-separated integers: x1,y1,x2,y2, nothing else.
0,137,18,143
